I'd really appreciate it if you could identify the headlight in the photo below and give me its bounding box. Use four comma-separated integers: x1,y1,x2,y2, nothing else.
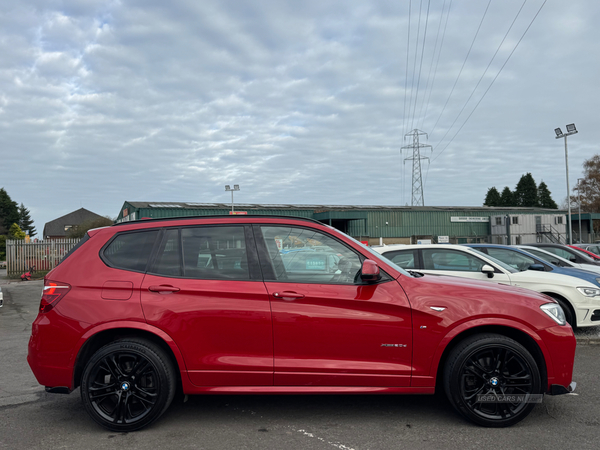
577,287,600,297
541,303,567,326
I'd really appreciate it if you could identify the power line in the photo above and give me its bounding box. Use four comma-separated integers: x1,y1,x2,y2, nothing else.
409,0,432,131
429,0,492,138
402,0,412,143
406,0,424,136
431,0,528,152
431,0,548,163
418,0,452,131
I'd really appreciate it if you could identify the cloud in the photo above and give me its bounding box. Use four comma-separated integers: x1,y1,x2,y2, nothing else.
0,0,597,231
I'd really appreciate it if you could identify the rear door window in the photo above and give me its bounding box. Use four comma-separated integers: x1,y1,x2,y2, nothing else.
149,225,256,281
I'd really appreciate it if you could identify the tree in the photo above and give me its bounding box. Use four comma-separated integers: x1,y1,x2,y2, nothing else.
0,188,19,235
484,187,501,206
66,217,114,239
8,223,26,240
499,187,514,207
18,203,37,237
514,173,538,207
575,154,600,213
538,182,558,209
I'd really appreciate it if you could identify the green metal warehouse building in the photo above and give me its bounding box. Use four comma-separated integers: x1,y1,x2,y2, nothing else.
116,202,569,245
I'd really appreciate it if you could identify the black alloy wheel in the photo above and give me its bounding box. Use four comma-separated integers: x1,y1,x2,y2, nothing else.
444,333,541,427
81,339,176,432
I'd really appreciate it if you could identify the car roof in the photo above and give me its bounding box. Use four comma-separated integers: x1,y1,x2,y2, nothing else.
113,214,324,228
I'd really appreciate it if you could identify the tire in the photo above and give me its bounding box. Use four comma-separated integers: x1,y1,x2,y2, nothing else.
80,339,177,432
443,333,541,427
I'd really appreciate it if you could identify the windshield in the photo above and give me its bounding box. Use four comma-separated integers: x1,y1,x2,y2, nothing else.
477,251,518,273
340,232,412,277
519,247,571,267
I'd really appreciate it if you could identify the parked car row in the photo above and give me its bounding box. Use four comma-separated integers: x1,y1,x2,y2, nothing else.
28,215,577,431
373,242,600,329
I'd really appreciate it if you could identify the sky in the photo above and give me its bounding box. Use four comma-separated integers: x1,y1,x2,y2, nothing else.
1,0,599,234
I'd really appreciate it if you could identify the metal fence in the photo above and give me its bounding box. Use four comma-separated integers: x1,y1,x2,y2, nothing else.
5,239,81,277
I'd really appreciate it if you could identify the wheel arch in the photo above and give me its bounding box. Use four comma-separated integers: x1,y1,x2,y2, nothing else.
540,291,576,327
433,324,548,394
72,324,186,391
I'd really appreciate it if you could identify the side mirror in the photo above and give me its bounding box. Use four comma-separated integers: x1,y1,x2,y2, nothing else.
481,264,495,278
528,264,545,271
360,259,381,283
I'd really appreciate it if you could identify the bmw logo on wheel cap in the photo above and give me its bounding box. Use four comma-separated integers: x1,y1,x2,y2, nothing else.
121,382,130,391
490,377,499,387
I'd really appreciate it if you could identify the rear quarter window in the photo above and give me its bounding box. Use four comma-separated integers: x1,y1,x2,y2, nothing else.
102,230,160,272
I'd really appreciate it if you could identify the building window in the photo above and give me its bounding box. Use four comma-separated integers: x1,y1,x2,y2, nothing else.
495,217,502,225
511,216,519,225
64,225,74,232
556,216,563,224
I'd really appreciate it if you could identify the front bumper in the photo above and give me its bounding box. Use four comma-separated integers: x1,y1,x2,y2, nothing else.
549,381,577,395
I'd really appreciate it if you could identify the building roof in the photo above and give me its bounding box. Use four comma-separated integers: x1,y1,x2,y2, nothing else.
122,201,566,213
43,208,107,238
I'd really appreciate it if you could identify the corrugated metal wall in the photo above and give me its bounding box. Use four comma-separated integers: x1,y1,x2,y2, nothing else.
117,202,568,242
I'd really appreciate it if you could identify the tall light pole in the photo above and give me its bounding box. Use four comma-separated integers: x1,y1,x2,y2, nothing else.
578,178,584,243
225,184,240,213
555,124,578,245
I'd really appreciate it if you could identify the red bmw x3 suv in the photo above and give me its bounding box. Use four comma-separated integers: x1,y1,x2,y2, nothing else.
28,215,576,431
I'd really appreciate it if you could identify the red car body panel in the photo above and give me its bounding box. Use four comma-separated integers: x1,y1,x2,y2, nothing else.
28,217,576,398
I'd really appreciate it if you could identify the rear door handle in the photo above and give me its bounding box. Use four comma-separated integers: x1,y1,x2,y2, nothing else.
273,291,305,301
148,285,180,294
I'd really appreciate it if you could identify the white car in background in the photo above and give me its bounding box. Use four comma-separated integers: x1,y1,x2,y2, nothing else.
373,244,600,328
517,245,600,275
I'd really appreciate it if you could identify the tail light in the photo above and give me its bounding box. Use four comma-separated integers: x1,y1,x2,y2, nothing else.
40,280,71,313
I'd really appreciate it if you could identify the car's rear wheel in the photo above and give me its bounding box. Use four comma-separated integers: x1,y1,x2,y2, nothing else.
80,339,176,431
444,333,541,427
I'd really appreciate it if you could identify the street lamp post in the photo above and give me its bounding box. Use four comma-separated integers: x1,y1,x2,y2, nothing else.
555,124,578,245
225,184,240,213
578,178,584,243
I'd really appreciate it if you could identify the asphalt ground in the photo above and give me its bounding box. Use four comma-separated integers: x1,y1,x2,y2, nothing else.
1,275,600,449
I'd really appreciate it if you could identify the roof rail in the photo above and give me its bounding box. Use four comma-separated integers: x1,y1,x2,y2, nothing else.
113,214,324,227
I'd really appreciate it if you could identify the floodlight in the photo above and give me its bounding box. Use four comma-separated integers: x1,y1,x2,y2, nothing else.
566,123,577,133
225,185,231,191
554,128,563,137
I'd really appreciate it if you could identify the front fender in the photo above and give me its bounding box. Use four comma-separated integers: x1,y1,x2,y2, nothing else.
412,317,552,388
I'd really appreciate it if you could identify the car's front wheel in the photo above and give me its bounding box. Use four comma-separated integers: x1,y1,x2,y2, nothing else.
80,338,176,431
444,333,542,427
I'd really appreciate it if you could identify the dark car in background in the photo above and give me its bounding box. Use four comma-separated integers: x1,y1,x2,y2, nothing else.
529,243,600,266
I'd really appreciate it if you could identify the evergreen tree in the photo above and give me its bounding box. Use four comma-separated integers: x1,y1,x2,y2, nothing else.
0,188,19,235
514,173,538,207
538,182,558,209
483,187,501,206
499,187,515,207
17,203,37,237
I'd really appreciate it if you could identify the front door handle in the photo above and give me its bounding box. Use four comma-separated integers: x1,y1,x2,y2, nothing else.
273,291,305,301
148,285,180,294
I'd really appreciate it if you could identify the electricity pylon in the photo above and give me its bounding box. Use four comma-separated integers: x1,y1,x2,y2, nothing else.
402,129,431,206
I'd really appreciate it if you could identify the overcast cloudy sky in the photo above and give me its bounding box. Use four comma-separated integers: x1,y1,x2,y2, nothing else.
1,0,598,232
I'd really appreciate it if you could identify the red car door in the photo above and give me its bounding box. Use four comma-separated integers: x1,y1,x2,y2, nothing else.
141,226,273,386
255,225,412,387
